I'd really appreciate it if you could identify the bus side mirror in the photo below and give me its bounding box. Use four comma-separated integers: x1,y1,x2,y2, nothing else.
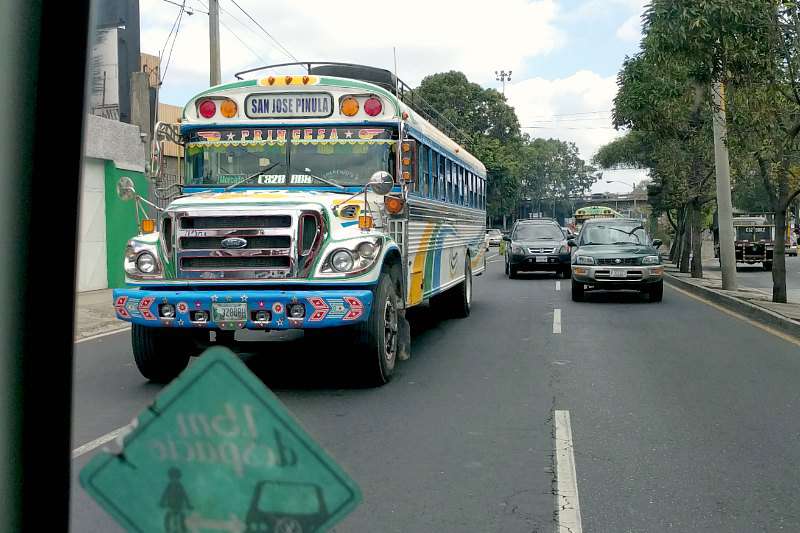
400,139,417,183
117,176,137,201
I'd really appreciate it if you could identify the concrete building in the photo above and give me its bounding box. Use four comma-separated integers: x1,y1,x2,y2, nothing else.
78,115,149,292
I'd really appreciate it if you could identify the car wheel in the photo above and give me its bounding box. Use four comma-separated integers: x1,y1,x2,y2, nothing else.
509,265,518,279
763,261,773,271
505,259,509,275
648,281,664,302
571,279,584,302
560,266,571,279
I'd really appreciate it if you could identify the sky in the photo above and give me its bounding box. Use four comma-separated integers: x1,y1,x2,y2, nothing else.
139,0,649,193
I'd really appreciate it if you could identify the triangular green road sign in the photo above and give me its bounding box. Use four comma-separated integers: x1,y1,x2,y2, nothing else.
80,346,361,533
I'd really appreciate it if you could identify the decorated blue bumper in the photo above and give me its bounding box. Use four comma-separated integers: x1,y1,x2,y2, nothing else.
113,288,373,330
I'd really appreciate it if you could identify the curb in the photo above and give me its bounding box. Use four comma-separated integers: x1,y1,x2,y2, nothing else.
663,273,800,340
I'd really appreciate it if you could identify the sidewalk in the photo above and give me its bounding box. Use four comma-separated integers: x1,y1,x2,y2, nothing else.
663,263,800,339
74,289,127,341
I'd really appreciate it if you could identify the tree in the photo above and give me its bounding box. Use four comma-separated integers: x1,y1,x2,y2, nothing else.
641,0,798,300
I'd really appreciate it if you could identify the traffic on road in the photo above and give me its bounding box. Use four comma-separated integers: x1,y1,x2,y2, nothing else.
6,0,799,532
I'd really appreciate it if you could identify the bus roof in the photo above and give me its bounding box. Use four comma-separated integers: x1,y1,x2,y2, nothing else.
181,73,487,177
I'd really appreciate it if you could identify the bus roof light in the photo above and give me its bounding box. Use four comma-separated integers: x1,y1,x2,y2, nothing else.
198,99,216,118
364,97,382,116
220,99,237,118
341,96,359,117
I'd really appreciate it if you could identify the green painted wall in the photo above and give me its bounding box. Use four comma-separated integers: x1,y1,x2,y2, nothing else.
104,161,149,288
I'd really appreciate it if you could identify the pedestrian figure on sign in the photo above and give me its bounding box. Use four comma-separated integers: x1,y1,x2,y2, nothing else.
161,467,193,533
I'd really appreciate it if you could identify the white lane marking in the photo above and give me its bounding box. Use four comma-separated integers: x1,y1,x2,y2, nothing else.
556,281,561,291
74,325,130,344
72,425,129,459
553,308,562,334
555,410,583,533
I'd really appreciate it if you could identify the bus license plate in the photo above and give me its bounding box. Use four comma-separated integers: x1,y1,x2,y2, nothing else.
212,303,247,322
611,270,627,278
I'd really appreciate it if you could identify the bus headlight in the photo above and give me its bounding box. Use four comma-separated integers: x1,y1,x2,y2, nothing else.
136,252,157,273
123,238,163,279
319,237,382,277
331,250,355,272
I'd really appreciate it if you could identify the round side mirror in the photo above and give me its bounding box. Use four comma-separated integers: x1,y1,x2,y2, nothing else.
117,176,137,202
368,171,394,196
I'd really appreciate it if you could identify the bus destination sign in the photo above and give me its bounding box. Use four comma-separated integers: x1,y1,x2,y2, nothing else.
246,92,333,119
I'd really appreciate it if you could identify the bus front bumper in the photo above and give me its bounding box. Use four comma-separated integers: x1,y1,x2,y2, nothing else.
113,288,373,330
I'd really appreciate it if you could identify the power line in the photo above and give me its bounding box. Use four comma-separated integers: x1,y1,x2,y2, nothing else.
160,1,186,84
195,0,270,63
525,110,612,118
225,0,298,62
522,125,620,130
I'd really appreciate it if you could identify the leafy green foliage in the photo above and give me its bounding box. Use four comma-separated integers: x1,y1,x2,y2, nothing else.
415,71,598,221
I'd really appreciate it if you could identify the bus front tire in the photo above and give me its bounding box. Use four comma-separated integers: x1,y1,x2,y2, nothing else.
131,324,201,383
356,273,398,386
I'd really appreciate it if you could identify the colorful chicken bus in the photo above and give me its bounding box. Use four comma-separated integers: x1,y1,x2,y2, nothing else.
573,205,623,232
112,63,488,385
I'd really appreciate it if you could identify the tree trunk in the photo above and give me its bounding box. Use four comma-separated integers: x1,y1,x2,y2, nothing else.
772,204,788,303
690,201,703,278
679,220,691,273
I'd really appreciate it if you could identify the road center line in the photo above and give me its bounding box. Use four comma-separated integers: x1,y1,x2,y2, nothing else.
555,281,561,291
554,410,583,533
72,425,129,459
553,308,562,334
74,325,130,344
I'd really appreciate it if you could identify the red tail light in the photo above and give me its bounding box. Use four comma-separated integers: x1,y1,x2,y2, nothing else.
364,97,382,116
198,99,216,118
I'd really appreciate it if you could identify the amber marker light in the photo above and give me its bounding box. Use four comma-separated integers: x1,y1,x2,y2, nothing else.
358,214,374,229
141,219,156,233
384,195,405,215
220,99,237,118
341,96,359,116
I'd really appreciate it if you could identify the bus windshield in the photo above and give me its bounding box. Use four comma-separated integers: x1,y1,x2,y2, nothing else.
185,128,396,187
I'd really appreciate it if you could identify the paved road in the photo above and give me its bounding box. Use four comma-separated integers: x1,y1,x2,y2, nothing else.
71,256,800,532
703,255,800,301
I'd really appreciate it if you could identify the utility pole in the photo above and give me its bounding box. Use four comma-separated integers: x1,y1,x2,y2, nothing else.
208,0,221,86
711,81,738,290
495,70,512,95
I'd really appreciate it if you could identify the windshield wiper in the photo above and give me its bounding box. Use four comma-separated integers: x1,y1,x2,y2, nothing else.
223,161,282,192
301,167,348,191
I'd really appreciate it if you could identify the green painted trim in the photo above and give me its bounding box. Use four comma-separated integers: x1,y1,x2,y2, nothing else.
104,161,150,288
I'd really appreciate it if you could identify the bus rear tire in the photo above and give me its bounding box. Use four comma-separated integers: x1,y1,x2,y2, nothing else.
355,273,398,386
131,324,200,383
446,255,472,318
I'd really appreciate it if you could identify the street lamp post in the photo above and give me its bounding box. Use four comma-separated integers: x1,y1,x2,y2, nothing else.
606,179,638,218
495,70,512,95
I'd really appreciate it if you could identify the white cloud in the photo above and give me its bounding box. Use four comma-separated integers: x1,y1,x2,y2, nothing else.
505,70,622,161
140,0,565,104
615,13,642,42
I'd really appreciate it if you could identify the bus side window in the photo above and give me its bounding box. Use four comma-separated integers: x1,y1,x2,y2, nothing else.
445,159,452,203
420,145,430,198
438,153,445,201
